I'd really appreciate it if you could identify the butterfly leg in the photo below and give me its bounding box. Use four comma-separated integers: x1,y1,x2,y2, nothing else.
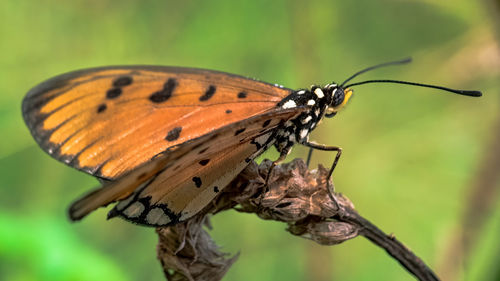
303,141,342,208
265,149,290,189
306,147,314,167
303,141,342,183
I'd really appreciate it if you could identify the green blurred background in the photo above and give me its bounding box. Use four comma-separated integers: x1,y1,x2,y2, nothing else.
1,0,499,280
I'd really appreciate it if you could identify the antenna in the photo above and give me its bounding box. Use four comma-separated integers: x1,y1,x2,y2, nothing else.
344,79,482,97
340,57,412,87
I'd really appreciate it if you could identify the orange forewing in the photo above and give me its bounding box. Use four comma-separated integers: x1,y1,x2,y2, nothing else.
22,66,292,179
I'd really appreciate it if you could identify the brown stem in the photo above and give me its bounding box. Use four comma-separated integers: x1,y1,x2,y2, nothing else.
335,208,439,281
156,159,440,281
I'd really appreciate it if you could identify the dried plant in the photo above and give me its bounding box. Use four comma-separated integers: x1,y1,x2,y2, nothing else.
156,159,439,281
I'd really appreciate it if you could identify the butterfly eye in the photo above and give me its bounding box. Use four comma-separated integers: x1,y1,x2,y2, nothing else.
331,88,345,107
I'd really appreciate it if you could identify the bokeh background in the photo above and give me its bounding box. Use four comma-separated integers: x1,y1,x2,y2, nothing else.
1,0,499,280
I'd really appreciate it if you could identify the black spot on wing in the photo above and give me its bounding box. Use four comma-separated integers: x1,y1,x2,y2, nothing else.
106,88,122,99
234,128,246,136
226,109,232,114
165,127,182,141
199,85,216,101
238,91,247,98
97,104,107,113
199,159,210,166
150,78,177,103
113,76,133,87
192,177,202,188
213,186,219,193
262,119,271,128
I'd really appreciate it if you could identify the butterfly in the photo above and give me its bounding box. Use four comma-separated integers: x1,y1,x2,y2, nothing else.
22,58,481,227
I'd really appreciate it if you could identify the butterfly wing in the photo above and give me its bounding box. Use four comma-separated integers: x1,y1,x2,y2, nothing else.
69,108,305,226
22,66,292,179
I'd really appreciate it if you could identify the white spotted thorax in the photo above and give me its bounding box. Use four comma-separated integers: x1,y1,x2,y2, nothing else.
274,83,349,156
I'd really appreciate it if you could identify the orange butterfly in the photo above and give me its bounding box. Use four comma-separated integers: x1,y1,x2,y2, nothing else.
22,59,481,227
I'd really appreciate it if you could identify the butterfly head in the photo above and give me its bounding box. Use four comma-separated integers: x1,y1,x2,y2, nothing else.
323,83,353,118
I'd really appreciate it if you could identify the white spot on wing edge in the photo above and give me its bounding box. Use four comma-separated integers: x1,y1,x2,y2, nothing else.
307,99,315,106
146,207,171,225
282,100,297,109
123,201,145,218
